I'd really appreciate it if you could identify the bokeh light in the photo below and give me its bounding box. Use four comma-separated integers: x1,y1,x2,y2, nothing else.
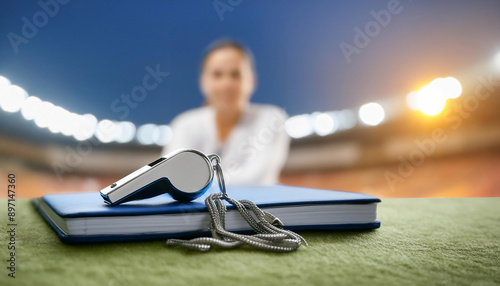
313,112,336,136
115,121,136,143
137,123,160,145
0,85,28,113
285,114,313,139
73,114,98,141
0,75,11,87
155,125,173,146
406,91,419,111
407,77,462,116
21,96,42,120
47,106,68,134
96,119,118,143
336,109,357,130
359,102,385,126
34,101,55,128
416,85,447,116
60,112,80,137
429,77,462,99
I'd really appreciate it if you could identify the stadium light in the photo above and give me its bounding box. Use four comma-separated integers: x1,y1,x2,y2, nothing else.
313,112,336,136
416,85,447,116
115,121,136,144
429,77,462,99
0,74,170,145
21,96,42,120
137,123,160,145
73,114,98,141
285,114,313,139
406,77,462,116
96,119,118,143
0,75,11,87
155,125,173,146
0,85,28,113
359,102,385,126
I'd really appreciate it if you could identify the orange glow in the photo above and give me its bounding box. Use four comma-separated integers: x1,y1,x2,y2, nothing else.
406,77,462,116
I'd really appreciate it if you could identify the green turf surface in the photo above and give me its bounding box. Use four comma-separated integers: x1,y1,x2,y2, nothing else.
0,197,499,286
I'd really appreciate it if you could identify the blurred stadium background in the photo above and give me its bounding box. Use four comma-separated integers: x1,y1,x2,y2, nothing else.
1,0,499,199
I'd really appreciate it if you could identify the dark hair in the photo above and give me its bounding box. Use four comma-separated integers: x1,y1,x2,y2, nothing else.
200,38,256,73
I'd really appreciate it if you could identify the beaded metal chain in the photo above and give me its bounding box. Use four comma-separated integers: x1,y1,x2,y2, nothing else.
166,154,308,252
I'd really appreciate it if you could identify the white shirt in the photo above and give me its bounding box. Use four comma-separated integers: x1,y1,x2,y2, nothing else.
162,103,290,185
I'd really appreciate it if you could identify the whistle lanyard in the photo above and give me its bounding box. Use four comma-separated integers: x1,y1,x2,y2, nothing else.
166,154,308,252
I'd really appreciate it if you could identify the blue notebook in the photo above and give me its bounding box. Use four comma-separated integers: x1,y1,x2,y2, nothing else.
33,184,381,243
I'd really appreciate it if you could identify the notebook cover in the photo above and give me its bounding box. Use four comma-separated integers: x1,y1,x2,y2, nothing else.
33,184,381,243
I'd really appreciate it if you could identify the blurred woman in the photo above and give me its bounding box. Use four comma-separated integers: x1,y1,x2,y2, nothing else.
162,39,290,185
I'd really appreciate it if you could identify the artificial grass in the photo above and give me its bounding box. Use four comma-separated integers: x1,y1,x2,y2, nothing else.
0,197,498,286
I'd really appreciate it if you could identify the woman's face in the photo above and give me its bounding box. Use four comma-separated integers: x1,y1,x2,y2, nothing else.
200,47,255,112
